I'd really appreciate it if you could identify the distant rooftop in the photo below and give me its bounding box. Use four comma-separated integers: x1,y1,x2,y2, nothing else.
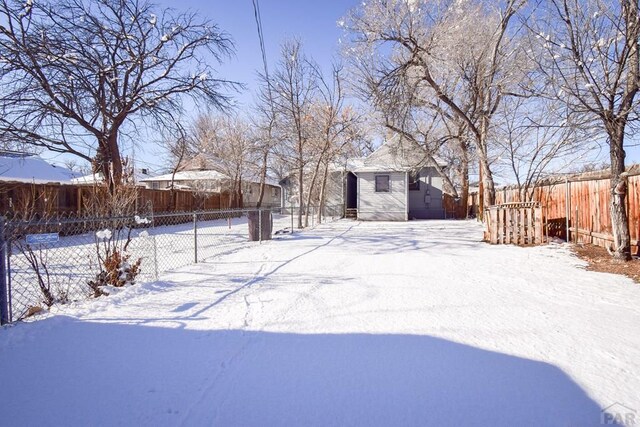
72,168,154,185
140,169,280,187
0,151,78,184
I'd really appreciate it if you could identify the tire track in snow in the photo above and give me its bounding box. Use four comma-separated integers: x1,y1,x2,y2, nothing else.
177,222,360,424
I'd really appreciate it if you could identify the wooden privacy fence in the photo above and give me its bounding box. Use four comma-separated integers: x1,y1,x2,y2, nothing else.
486,202,544,245
0,181,238,217
469,165,640,253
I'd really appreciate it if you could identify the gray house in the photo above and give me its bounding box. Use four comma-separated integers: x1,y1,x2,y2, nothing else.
349,138,448,221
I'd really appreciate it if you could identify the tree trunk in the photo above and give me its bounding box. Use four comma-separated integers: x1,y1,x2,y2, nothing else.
97,133,123,195
478,133,496,215
317,161,330,223
609,127,632,260
237,177,243,209
297,161,304,229
107,133,123,189
255,150,269,209
460,152,469,218
304,157,323,227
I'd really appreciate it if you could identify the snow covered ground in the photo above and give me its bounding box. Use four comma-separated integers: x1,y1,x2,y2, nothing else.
6,212,300,320
1,219,639,426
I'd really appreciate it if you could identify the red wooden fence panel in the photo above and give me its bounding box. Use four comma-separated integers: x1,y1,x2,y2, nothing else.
471,167,640,253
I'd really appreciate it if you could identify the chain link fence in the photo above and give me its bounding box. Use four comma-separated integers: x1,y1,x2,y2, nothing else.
0,205,342,324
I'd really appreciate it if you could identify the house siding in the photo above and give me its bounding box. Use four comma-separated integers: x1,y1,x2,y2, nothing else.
407,167,445,219
357,172,407,221
242,182,281,208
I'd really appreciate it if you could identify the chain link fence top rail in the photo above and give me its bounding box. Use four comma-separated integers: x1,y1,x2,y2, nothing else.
0,205,343,323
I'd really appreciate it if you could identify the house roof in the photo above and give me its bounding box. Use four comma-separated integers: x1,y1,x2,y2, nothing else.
352,137,447,173
0,151,78,184
71,168,154,185
139,169,281,187
139,169,229,183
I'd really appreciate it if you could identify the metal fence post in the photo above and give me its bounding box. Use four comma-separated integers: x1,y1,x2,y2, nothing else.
0,217,9,325
193,213,198,263
259,209,262,244
152,234,159,281
290,202,294,232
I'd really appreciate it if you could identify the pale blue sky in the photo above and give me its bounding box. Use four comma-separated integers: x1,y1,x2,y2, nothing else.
44,1,638,172
127,0,358,172
44,1,357,172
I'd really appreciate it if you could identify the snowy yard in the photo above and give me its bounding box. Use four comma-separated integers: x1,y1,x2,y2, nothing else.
1,219,639,426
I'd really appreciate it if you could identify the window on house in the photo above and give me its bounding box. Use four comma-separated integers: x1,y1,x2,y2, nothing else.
272,187,278,198
375,175,390,192
408,171,420,191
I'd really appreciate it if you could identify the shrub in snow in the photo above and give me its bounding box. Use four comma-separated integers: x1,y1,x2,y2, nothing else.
88,250,142,297
13,237,71,318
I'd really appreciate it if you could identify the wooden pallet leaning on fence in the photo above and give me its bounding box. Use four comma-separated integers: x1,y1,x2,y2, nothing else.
486,202,545,245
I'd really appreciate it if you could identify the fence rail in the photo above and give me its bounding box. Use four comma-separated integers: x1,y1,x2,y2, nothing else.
0,205,342,324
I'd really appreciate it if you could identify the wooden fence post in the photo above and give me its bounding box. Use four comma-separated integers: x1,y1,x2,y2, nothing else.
534,206,543,244
489,207,498,243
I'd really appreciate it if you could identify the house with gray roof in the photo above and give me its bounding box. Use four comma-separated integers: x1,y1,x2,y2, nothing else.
349,137,450,221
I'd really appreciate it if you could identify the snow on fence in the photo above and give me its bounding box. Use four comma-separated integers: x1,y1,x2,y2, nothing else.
0,206,342,324
486,202,544,245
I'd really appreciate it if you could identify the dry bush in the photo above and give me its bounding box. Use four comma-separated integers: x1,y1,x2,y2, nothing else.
85,183,145,297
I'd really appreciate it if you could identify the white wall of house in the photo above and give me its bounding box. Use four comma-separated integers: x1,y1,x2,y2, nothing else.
324,170,344,210
407,167,445,219
357,171,408,221
242,182,281,208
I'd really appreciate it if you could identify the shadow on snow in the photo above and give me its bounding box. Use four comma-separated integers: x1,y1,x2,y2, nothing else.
0,316,613,426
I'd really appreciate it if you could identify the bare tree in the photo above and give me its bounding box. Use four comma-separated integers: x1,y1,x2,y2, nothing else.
251,73,281,209
0,0,236,191
528,0,640,260
162,126,194,210
493,95,588,200
189,114,257,208
343,0,525,218
270,40,318,228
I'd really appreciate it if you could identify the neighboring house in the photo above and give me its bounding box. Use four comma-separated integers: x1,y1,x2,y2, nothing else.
241,178,282,208
140,170,227,191
0,150,77,184
350,137,450,221
0,151,79,214
139,170,282,208
71,168,154,186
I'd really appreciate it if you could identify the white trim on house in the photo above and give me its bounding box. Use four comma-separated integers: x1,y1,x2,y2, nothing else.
405,171,409,220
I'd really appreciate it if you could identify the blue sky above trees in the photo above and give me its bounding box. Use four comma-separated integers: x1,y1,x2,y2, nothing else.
41,0,640,173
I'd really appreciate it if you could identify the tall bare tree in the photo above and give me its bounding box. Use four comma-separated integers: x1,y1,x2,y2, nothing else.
0,0,236,191
493,95,590,201
270,40,318,228
251,74,281,209
300,62,361,225
528,0,640,260
189,114,258,208
343,0,525,218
